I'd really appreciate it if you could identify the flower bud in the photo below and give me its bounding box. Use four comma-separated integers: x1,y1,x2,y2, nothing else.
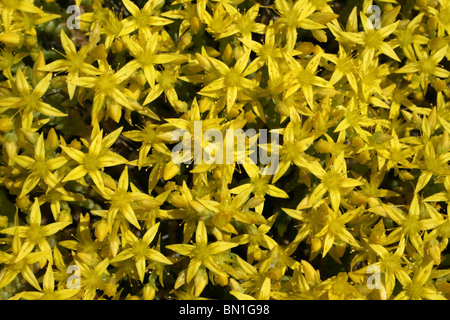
134,70,146,87
91,44,105,60
168,192,187,208
312,29,327,43
253,247,263,261
214,273,229,287
0,118,14,133
0,32,23,47
357,150,371,164
179,33,193,50
315,139,333,154
111,40,123,54
436,131,449,155
350,191,368,205
351,136,364,149
311,237,322,253
194,268,208,296
433,79,447,92
222,43,233,65
190,16,203,33
95,219,108,241
4,132,18,165
416,0,427,7
174,269,187,289
229,278,243,292
143,283,156,300
268,267,283,281
109,235,120,257
296,42,315,56
428,240,441,265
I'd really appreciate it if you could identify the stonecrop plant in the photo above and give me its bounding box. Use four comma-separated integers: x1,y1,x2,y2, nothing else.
0,0,449,300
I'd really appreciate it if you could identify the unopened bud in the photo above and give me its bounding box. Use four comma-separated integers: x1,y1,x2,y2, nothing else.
214,273,229,287
357,150,371,163
351,136,364,149
296,42,315,56
433,78,447,92
143,283,156,300
436,131,449,155
428,240,442,265
95,219,108,241
0,118,14,133
0,32,23,47
350,191,368,205
315,139,333,153
427,108,437,133
4,132,18,164
268,268,282,281
190,16,202,33
111,40,123,54
311,237,322,253
174,269,187,289
194,268,208,296
222,43,233,65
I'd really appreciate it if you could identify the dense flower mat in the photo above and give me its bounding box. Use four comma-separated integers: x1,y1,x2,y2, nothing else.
0,0,450,300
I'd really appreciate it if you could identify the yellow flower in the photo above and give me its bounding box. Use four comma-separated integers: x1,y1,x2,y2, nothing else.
110,222,172,282
396,44,450,94
1,198,70,265
231,213,278,263
13,132,67,198
195,179,266,231
365,237,411,300
272,108,315,183
381,194,444,255
0,0,46,31
60,126,128,193
197,48,259,113
39,30,100,100
0,228,49,291
120,0,173,37
73,256,110,300
393,12,429,61
73,57,155,124
217,3,266,41
59,213,103,267
0,68,67,129
11,263,79,300
98,166,157,231
314,204,362,258
307,151,363,212
166,220,238,283
122,32,186,89
339,13,400,63
414,142,450,193
282,48,334,108
230,163,289,214
394,261,446,300
273,0,327,53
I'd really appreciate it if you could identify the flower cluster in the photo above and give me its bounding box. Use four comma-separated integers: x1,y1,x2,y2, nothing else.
0,0,450,300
